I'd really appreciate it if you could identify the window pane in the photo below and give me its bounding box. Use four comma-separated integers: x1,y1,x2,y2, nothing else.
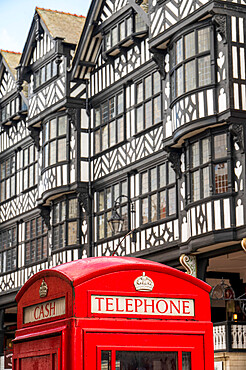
58,116,66,136
109,97,115,119
68,221,77,245
102,101,108,124
192,170,200,201
141,172,148,193
150,168,157,191
109,121,116,146
95,108,100,127
191,142,199,168
117,117,124,142
185,60,196,92
47,63,51,80
137,82,143,103
101,350,111,370
150,194,157,222
95,130,100,154
69,199,77,218
145,75,152,99
50,119,56,139
44,122,49,142
215,163,228,193
54,204,59,224
202,138,209,164
61,201,66,221
41,66,45,84
153,71,161,94
121,181,127,196
114,184,120,201
145,101,152,128
214,134,227,159
116,351,178,370
185,32,195,59
117,93,124,114
98,215,104,239
112,27,118,45
176,38,183,64
202,166,210,198
159,164,166,188
168,162,176,184
136,106,143,132
182,352,191,370
126,17,132,36
198,55,211,87
58,139,66,162
169,187,176,215
106,188,112,209
49,141,56,165
198,27,210,53
160,190,166,219
102,125,108,151
153,96,161,124
99,191,104,211
176,66,183,96
142,197,148,224
105,32,111,50
119,22,125,40
121,205,128,231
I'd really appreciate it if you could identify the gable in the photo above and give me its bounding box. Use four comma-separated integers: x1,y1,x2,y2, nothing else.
29,30,55,65
0,67,16,99
98,0,128,25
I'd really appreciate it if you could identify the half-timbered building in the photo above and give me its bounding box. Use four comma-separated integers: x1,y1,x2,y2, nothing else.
0,0,246,368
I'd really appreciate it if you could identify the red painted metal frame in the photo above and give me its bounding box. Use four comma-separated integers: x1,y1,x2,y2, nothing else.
13,257,214,370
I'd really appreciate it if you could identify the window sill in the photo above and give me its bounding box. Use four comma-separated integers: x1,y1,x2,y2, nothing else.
170,83,215,108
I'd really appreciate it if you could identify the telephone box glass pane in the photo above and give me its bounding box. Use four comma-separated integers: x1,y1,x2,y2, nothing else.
101,351,111,370
115,351,178,369
182,352,191,370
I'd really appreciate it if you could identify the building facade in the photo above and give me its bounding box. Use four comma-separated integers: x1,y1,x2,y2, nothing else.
0,0,246,368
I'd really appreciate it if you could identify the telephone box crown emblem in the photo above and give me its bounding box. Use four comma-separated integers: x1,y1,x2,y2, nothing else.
134,272,154,292
39,279,48,298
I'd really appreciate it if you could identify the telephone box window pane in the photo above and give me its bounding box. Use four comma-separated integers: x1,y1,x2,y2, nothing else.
101,350,111,370
182,352,191,370
115,351,178,370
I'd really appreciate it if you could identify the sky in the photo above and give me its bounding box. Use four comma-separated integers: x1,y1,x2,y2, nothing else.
0,0,90,53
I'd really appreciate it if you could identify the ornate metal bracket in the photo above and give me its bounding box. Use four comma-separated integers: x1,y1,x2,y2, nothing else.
229,123,244,152
213,15,227,43
67,108,78,131
28,126,41,150
164,146,182,178
180,254,197,277
38,205,51,230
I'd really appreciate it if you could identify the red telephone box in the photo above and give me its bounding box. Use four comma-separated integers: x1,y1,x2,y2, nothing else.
13,257,214,369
